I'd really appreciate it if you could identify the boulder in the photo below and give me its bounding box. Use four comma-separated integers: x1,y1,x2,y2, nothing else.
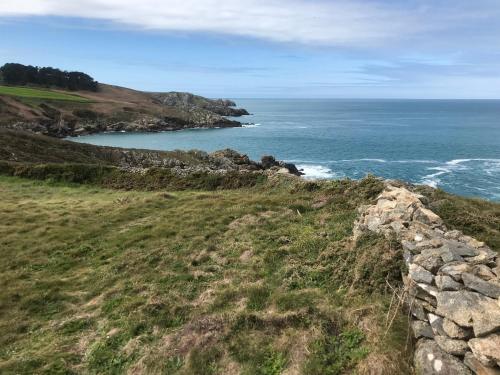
462,273,500,299
434,335,469,356
435,291,500,337
260,155,278,169
414,339,472,374
409,263,435,284
468,334,500,367
435,275,464,291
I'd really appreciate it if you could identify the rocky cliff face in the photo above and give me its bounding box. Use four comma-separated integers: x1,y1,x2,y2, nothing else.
355,184,500,375
152,92,250,117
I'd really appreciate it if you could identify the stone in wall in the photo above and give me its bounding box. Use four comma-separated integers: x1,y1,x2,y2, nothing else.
354,183,500,375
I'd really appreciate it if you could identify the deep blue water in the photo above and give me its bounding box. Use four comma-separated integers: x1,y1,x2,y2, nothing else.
73,99,500,201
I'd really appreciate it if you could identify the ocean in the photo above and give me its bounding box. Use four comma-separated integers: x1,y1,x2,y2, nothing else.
73,99,500,201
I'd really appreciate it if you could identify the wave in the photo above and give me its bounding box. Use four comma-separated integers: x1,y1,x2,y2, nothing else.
297,164,336,179
242,123,261,128
420,158,500,188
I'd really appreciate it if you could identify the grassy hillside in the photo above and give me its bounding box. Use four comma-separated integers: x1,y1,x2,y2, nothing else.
0,175,414,375
0,83,246,137
0,86,90,102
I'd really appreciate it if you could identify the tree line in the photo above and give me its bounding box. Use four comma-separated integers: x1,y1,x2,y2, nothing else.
0,63,99,91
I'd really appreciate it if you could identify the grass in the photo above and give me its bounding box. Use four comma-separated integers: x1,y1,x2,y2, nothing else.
0,175,414,374
416,186,500,253
0,85,90,102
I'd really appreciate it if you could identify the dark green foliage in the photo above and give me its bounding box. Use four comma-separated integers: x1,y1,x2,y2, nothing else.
0,161,266,191
0,63,98,91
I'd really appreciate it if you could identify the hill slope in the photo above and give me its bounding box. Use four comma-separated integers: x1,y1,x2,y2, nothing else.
0,83,249,137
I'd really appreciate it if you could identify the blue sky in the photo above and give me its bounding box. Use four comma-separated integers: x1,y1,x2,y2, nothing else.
2,1,500,98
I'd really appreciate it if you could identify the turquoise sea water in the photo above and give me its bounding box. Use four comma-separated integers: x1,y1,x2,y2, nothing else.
74,99,500,201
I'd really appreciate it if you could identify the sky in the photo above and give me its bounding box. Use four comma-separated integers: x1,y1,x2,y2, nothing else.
1,0,500,98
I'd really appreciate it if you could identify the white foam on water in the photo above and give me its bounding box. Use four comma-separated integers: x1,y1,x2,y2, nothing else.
297,164,336,179
420,158,500,188
242,123,261,128
339,158,387,163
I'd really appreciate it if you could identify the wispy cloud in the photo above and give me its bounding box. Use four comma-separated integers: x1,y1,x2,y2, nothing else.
1,0,500,46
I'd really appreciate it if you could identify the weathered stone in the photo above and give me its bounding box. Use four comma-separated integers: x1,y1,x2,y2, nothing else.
414,249,445,273
402,240,418,253
469,334,500,367
412,320,434,339
428,313,447,336
415,238,444,250
441,250,465,263
414,339,472,375
435,335,469,356
472,265,497,281
464,352,500,375
466,248,497,265
413,207,442,226
442,240,479,257
409,263,434,284
439,262,473,281
493,266,500,278
465,237,486,249
444,230,462,240
410,299,429,320
435,275,464,291
436,291,500,337
442,318,473,340
462,273,500,299
409,282,439,306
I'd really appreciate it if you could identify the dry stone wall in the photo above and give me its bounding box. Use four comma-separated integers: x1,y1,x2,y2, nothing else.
354,184,500,375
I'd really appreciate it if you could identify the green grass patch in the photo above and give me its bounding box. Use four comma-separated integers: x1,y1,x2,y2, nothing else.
0,85,90,102
0,175,411,374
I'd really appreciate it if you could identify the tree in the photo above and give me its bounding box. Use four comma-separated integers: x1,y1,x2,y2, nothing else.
0,63,99,91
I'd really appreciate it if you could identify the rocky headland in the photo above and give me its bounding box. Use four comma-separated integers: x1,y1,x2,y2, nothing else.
0,84,249,138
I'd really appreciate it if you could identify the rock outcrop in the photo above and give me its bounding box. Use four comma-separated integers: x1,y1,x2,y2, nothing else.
354,184,500,375
152,92,250,117
260,155,304,176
